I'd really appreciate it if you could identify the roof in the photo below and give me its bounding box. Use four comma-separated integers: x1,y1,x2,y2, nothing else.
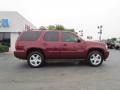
0,11,36,32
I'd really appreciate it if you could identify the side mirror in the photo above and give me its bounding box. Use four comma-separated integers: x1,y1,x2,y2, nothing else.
77,39,81,42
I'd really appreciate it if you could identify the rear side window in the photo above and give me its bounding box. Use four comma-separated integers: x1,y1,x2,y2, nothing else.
44,31,58,41
20,31,40,41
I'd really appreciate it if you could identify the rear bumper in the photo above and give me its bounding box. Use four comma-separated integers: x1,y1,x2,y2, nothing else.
14,51,26,60
104,50,109,60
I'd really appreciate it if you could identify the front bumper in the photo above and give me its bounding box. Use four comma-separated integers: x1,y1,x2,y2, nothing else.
104,50,109,60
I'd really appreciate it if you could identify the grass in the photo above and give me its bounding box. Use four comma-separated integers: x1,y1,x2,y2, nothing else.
0,43,9,53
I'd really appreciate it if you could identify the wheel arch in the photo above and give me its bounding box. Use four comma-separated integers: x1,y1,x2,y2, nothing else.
26,48,46,59
87,48,105,59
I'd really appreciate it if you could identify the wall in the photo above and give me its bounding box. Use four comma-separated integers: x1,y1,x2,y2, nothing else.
9,32,19,51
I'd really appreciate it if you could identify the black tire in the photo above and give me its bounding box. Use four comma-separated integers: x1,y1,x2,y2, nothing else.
115,46,120,50
88,51,103,67
27,51,45,68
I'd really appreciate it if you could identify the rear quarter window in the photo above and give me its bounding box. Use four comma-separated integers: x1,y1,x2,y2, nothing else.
19,31,41,41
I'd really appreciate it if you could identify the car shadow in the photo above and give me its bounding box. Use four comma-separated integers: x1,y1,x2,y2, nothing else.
17,61,89,69
45,61,88,67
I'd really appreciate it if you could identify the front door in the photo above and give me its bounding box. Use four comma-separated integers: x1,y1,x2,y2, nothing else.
60,32,82,59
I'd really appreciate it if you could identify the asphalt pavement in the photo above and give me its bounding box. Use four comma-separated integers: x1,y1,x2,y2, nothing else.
0,50,120,90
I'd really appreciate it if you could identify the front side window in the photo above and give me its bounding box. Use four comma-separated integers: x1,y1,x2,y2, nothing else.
62,32,78,42
44,31,58,41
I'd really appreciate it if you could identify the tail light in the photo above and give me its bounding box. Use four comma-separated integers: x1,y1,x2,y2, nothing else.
15,40,24,50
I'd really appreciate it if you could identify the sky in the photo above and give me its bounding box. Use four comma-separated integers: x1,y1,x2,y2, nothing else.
0,0,120,40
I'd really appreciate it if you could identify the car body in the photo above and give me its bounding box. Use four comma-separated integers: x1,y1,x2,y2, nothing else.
14,30,109,68
114,40,120,50
106,42,115,49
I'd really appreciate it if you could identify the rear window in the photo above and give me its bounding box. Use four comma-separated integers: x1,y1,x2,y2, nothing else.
19,31,40,41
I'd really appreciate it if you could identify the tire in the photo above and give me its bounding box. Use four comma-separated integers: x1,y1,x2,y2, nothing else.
115,46,120,50
27,51,44,68
88,51,103,67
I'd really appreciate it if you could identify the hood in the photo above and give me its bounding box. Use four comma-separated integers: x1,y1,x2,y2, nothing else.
85,40,106,48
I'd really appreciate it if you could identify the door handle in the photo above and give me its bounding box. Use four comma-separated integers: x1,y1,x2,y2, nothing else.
63,43,67,46
43,43,48,46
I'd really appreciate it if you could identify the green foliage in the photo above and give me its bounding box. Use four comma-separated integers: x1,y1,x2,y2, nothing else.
41,24,74,31
55,24,65,30
111,38,117,42
1,42,10,47
48,25,56,30
106,37,118,45
48,24,65,30
0,44,9,53
65,29,75,32
47,24,74,32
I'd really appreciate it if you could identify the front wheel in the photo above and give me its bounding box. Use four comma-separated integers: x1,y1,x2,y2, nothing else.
27,51,44,68
88,51,103,67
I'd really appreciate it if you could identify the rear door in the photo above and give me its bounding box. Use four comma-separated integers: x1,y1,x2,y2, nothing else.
42,31,61,59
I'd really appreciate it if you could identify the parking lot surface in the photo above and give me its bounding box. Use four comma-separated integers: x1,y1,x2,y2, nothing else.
0,50,120,90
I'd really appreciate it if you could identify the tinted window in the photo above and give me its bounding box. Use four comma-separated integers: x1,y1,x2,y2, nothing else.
20,31,40,41
44,31,58,41
62,32,78,42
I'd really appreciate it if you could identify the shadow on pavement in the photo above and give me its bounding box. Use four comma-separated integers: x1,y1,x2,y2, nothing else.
17,61,89,69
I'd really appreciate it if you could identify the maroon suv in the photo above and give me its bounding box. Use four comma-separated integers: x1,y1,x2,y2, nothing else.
14,30,109,68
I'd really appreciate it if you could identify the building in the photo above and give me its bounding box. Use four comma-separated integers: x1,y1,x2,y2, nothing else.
0,11,36,51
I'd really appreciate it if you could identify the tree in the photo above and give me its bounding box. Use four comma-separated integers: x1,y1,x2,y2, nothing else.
48,25,56,30
40,24,74,32
111,38,117,42
55,24,65,30
65,29,75,32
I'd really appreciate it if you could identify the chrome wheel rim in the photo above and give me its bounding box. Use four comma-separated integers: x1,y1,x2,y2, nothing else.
29,54,42,67
90,53,102,65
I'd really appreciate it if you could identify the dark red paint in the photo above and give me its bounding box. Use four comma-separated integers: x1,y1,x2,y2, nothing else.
14,30,109,61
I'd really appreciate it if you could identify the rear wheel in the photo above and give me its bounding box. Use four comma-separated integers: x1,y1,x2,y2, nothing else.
27,51,44,68
88,51,103,67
